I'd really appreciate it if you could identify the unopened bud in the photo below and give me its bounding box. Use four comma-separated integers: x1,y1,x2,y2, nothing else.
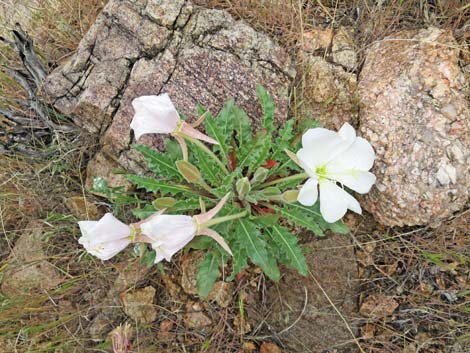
153,197,176,209
176,160,202,183
251,167,269,184
236,177,251,201
282,190,299,203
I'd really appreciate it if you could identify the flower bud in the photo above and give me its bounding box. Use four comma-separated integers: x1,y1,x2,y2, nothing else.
176,160,202,183
152,197,176,209
251,167,269,184
282,190,299,203
236,177,251,201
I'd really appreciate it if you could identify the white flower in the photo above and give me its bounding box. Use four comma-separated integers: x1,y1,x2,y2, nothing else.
138,194,232,263
140,214,197,263
130,93,218,144
78,213,132,260
296,123,376,223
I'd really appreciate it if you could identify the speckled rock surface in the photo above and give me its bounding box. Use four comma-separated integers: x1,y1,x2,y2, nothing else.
359,27,470,227
299,27,359,130
43,0,295,186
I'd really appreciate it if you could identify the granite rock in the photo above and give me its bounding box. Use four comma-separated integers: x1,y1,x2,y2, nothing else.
43,0,295,187
359,27,470,226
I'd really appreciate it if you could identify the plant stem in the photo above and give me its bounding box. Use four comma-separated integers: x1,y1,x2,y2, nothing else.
259,172,309,188
184,136,229,174
202,210,248,228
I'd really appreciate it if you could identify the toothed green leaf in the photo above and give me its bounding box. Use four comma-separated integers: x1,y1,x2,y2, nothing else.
235,219,280,281
267,225,308,276
204,100,234,160
197,251,221,298
134,144,182,180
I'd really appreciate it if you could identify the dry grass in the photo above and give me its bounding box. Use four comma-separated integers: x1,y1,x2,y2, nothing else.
0,0,469,352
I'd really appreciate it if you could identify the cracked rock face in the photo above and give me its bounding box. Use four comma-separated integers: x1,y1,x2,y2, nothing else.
299,27,359,130
359,27,470,227
43,0,294,186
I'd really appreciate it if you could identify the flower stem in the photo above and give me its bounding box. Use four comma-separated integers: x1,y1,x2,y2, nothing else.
259,172,309,188
184,136,229,174
201,210,248,228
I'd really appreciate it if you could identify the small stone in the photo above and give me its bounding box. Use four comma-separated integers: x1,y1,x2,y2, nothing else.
207,281,234,308
301,28,333,52
260,342,282,353
157,320,175,341
180,251,205,296
120,286,157,324
183,311,212,329
360,293,399,319
1,221,63,296
64,195,100,219
243,342,257,353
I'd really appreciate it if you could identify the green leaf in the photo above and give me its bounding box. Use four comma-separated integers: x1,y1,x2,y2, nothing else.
197,251,221,298
141,249,157,268
274,205,324,235
164,138,183,161
188,139,226,186
227,245,248,281
272,119,295,162
274,203,349,235
237,131,272,173
288,202,349,234
132,204,157,219
171,198,208,213
204,100,234,160
256,84,275,133
126,175,198,196
232,105,252,150
235,219,280,281
212,167,242,198
134,144,182,180
267,225,308,276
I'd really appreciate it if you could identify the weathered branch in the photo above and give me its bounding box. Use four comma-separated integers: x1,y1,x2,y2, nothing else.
11,23,47,87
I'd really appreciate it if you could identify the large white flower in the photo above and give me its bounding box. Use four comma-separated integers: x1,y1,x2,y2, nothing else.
78,213,132,260
130,94,218,155
137,194,232,263
296,123,376,223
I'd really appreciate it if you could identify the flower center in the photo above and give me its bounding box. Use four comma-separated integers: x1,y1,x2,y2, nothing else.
315,165,328,181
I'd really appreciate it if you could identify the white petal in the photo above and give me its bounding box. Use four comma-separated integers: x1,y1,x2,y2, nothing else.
338,122,356,142
80,237,130,261
319,180,362,223
78,213,131,246
297,177,319,206
334,171,376,194
328,137,376,172
141,214,196,255
77,220,97,239
297,126,356,171
130,94,180,139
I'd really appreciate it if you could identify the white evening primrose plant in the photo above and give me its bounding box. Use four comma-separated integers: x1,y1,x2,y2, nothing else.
80,85,376,297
